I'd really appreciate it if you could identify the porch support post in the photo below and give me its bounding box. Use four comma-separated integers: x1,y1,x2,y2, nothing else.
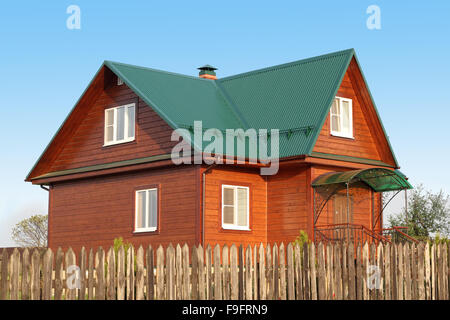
404,188,408,227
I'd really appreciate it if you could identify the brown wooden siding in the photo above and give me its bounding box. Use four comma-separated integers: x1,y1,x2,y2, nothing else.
267,165,309,244
48,165,199,253
203,166,267,248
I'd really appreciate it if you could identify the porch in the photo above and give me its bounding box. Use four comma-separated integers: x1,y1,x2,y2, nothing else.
312,168,416,245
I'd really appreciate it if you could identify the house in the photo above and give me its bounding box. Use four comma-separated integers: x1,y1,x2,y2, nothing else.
25,49,412,252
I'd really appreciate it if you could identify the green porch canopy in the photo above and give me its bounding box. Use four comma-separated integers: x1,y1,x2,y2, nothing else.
312,168,413,192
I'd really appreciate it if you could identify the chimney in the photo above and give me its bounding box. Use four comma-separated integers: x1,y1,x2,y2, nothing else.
198,65,217,80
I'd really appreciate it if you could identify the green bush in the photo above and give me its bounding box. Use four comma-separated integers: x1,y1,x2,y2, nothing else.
292,230,310,248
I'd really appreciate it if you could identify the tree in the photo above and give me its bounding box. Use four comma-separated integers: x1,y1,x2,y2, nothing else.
11,214,48,247
388,184,450,238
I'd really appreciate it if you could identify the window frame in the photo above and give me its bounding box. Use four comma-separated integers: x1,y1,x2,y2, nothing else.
103,103,136,146
330,96,354,139
221,184,250,231
134,187,158,233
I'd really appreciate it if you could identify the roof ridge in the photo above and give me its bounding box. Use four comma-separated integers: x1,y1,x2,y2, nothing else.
104,60,214,82
219,48,355,83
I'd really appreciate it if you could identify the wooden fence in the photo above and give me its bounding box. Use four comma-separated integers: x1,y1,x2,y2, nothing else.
0,242,448,300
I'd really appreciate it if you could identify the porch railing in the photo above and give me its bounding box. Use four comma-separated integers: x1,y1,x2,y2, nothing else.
314,223,391,246
376,226,419,244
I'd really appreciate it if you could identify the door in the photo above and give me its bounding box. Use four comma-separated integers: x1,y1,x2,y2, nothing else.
333,194,353,240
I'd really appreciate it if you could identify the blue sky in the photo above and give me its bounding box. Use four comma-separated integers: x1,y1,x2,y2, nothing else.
0,1,449,246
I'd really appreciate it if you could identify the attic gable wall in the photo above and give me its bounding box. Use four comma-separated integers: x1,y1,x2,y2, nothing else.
48,69,177,173
312,58,396,167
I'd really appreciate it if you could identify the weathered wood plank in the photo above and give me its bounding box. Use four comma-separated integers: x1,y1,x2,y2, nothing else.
397,243,404,300
342,243,348,300
294,244,303,300
21,248,31,300
362,242,369,300
348,242,356,300
230,244,238,300
79,247,87,300
136,246,144,300
376,243,384,300
166,244,175,300
424,242,431,300
214,244,222,300
253,245,258,300
334,243,343,300
239,245,244,300
156,245,164,300
182,244,190,300
42,248,53,300
417,242,425,300
273,243,279,300
0,249,8,300
245,245,253,300
222,245,230,300
65,247,77,300
356,243,362,300
198,245,206,300
117,246,125,300
266,244,273,300
259,243,266,300
95,247,105,300
317,242,326,300
205,245,212,300
10,249,20,300
404,243,411,300
175,244,182,300
191,245,199,300
431,243,436,300
326,243,333,300
146,245,154,300
126,245,135,300
287,243,295,300
279,243,286,300
54,248,64,300
30,249,40,300
302,242,310,300
309,243,317,300
384,243,391,300
87,248,94,300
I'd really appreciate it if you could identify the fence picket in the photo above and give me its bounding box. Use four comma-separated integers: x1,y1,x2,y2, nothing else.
95,247,105,300
287,243,295,300
166,244,175,300
10,249,20,300
214,244,222,300
30,249,40,300
266,244,273,300
146,245,154,300
230,244,238,300
42,248,53,300
309,243,317,300
294,244,303,300
245,245,253,300
259,243,266,300
156,245,164,300
88,249,94,300
222,245,229,300
79,247,87,300
136,246,144,300
198,245,206,300
182,244,190,300
191,245,199,300
279,243,286,300
175,244,182,300
117,246,125,300
21,248,30,300
65,247,77,300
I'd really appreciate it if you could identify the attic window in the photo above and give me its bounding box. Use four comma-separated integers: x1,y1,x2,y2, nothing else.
330,97,353,139
104,103,135,146
117,77,124,86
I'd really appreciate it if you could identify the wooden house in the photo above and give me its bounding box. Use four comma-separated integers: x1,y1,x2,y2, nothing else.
25,49,412,252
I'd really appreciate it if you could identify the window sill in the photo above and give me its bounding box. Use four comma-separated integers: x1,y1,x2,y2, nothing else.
330,133,354,140
134,228,157,234
222,226,251,231
103,138,136,147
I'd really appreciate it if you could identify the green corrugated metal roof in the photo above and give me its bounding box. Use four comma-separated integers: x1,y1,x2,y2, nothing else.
27,49,400,181
107,49,380,161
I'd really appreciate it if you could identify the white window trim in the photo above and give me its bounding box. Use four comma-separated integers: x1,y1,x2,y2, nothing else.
134,188,158,233
221,184,250,231
330,96,354,139
103,103,136,147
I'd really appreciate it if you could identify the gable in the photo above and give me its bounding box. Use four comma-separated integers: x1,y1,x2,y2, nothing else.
312,58,397,167
26,66,179,181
